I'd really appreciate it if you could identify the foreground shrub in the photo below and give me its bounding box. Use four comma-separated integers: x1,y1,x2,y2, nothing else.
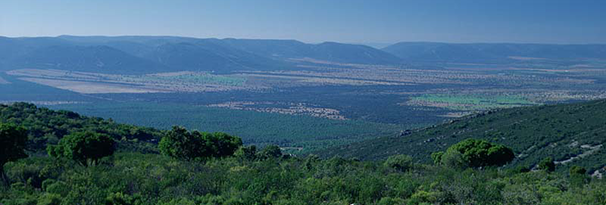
47,131,116,166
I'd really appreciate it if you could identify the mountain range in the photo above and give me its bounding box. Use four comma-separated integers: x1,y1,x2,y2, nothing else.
2,35,606,74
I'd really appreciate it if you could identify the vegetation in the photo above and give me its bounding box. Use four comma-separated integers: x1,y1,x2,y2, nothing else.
0,124,27,184
2,139,606,204
1,101,606,204
0,102,163,154
135,72,247,86
158,126,242,161
318,99,606,173
47,131,116,166
538,157,556,172
50,102,408,153
438,139,515,168
408,94,538,111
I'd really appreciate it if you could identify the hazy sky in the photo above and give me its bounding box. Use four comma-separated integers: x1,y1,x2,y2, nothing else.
1,0,605,44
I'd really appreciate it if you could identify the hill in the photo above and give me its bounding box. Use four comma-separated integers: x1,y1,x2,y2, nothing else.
11,45,169,74
1,102,605,205
382,42,606,63
317,99,606,172
5,36,606,74
0,36,405,74
0,102,162,153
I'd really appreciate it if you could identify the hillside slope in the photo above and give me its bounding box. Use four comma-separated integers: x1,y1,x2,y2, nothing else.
383,42,606,63
317,99,606,172
0,102,162,153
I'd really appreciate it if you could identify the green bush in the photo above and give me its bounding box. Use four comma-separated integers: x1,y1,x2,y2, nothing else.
444,139,515,168
159,126,242,161
538,157,556,172
105,192,142,205
569,165,586,175
36,193,61,205
384,155,413,172
440,149,467,170
259,145,283,159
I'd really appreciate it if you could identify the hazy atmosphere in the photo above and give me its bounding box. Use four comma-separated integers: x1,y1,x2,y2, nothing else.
2,0,606,44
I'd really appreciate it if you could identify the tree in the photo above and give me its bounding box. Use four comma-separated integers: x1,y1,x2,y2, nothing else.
442,139,515,168
538,157,555,172
47,131,115,166
203,132,243,158
159,126,242,160
259,145,282,159
0,123,28,184
441,149,468,170
569,165,586,175
235,145,258,161
431,151,444,165
105,192,142,205
158,126,205,161
384,155,413,172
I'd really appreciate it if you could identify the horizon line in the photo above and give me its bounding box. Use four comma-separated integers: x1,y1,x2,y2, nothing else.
2,35,606,46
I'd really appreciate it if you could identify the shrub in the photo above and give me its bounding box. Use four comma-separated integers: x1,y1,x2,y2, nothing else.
37,193,62,205
441,149,468,170
259,145,283,159
569,165,586,175
443,139,514,168
538,157,555,172
384,155,413,172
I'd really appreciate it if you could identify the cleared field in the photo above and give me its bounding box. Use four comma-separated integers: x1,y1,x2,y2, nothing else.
6,58,606,122
18,77,166,94
405,94,538,111
7,69,253,93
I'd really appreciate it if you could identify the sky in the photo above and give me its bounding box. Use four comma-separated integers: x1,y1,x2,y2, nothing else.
1,0,605,45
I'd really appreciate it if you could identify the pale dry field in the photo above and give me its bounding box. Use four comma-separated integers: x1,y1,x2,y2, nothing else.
7,69,254,94
18,77,167,94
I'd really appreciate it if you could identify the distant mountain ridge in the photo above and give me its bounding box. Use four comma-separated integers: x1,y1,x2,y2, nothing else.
2,36,606,74
382,42,606,63
0,36,402,74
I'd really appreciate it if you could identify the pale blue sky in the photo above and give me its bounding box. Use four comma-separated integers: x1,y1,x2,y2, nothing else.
1,0,605,44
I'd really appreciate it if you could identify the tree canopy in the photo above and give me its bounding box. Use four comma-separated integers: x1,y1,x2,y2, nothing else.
0,123,28,181
440,139,515,168
47,131,116,166
158,126,242,161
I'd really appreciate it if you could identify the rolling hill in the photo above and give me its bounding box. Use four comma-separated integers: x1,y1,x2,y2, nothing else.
0,102,162,153
317,99,606,172
4,36,606,74
10,45,169,74
0,36,404,74
382,42,606,63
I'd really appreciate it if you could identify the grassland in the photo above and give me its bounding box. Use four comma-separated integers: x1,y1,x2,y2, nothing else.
406,94,539,111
